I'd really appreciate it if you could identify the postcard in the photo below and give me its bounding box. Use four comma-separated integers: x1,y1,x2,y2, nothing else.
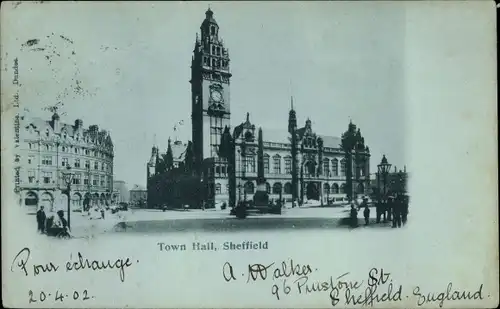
1,1,498,308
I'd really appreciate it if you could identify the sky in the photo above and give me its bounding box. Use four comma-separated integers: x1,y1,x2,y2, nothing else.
2,1,407,187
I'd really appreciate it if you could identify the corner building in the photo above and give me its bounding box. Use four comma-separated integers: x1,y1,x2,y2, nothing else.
148,9,371,206
17,112,114,212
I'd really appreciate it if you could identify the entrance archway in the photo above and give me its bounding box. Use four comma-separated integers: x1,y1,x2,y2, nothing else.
40,192,54,211
25,191,38,209
306,182,319,200
72,192,82,210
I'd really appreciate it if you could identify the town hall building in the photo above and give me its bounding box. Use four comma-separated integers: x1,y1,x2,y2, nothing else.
147,9,371,207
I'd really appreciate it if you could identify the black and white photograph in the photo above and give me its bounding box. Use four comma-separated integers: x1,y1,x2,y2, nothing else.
1,2,497,308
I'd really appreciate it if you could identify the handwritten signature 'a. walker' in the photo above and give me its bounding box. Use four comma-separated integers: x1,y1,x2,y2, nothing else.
11,247,136,283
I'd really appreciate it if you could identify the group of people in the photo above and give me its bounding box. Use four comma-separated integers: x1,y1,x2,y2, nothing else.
36,206,71,238
349,194,409,228
376,194,409,228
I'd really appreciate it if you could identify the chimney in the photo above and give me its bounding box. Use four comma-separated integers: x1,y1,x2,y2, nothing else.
51,113,60,132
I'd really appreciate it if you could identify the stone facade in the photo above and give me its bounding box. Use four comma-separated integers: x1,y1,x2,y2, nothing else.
16,112,114,212
146,9,371,207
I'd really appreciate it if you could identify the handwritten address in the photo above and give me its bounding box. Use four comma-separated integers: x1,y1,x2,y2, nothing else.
222,261,484,307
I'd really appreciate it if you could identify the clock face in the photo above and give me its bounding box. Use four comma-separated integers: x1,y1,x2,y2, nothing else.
211,90,222,103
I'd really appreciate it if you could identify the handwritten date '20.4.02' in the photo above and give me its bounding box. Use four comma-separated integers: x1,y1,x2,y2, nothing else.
28,289,94,304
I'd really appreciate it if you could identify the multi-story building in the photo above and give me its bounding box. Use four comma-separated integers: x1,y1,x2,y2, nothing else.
147,9,371,207
129,185,147,207
17,112,114,212
113,180,129,203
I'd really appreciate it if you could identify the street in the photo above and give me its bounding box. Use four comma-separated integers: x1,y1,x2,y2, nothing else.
68,206,395,238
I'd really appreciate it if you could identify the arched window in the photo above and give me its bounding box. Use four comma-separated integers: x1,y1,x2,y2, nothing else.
215,166,221,174
244,181,254,194
340,183,346,194
263,154,270,174
305,161,316,176
273,155,281,174
265,182,271,194
332,158,339,176
323,183,330,194
273,182,282,194
357,183,364,194
215,183,221,194
340,159,346,176
332,183,340,194
284,182,292,194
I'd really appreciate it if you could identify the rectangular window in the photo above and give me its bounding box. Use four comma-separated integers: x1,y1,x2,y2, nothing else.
273,156,281,174
62,158,69,166
42,156,52,165
73,173,81,185
74,158,81,168
28,170,36,183
28,155,35,164
264,156,269,174
92,176,98,186
340,160,346,176
332,160,338,176
323,160,330,176
285,158,292,174
100,175,105,187
101,163,105,171
85,160,90,169
43,172,52,184
94,161,99,170
84,175,89,185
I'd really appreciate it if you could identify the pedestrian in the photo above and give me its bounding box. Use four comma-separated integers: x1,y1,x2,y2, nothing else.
402,195,409,225
350,204,358,228
101,208,105,219
389,197,397,228
395,195,403,228
56,210,71,238
363,204,370,226
36,206,46,233
375,199,380,223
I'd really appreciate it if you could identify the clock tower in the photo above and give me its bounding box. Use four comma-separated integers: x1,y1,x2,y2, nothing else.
190,8,232,176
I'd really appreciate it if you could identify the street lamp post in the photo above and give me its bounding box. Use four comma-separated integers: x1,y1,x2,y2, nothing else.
377,155,392,221
61,165,75,229
237,183,242,203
